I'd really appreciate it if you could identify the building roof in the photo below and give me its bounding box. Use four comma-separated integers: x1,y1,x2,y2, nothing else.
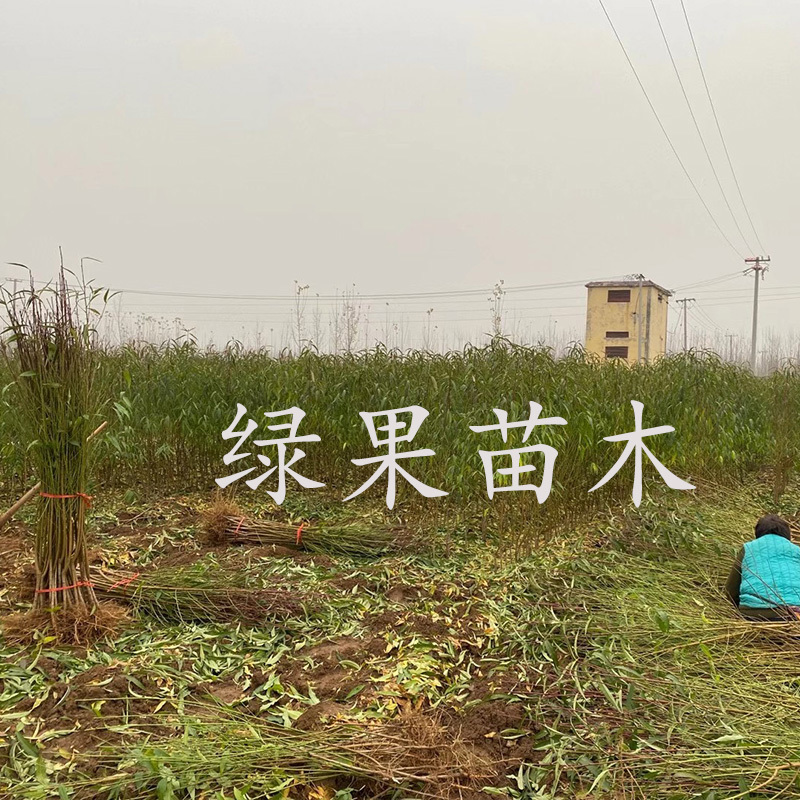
585,279,672,296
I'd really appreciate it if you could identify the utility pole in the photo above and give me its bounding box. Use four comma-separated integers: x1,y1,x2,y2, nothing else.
624,273,648,363
627,273,647,363
726,333,735,363
675,298,695,352
744,256,770,373
637,273,643,363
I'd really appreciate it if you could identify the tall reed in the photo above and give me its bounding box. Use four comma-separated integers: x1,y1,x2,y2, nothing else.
0,340,788,525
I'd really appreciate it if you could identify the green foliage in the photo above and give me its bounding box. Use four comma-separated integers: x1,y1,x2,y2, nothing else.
765,367,800,502
3,486,800,798
0,343,780,523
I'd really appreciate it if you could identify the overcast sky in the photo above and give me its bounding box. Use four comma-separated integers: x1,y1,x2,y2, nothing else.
1,0,798,352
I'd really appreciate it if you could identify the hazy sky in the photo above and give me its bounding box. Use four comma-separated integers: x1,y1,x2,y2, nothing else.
1,0,798,350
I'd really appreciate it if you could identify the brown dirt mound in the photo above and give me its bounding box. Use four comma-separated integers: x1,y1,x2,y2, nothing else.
280,636,383,701
12,662,172,754
0,527,34,608
333,573,380,593
293,700,350,731
365,608,458,641
386,583,421,604
453,698,533,762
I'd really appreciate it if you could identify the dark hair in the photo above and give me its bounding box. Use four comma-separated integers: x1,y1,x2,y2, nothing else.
754,514,791,540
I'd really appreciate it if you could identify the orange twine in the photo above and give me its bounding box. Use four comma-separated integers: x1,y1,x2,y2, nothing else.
35,580,94,594
107,572,141,591
296,522,305,546
39,492,93,508
35,572,142,595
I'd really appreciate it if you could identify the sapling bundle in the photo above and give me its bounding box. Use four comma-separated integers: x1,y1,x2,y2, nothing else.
204,504,416,557
0,267,107,615
88,712,495,798
92,567,302,623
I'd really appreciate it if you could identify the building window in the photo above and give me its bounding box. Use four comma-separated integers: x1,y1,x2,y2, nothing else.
605,346,629,359
607,289,631,303
605,331,629,339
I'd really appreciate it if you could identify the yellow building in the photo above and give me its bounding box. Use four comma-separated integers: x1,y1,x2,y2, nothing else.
585,279,671,364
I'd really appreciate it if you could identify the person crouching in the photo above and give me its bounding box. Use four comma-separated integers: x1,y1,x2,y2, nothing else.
725,514,800,621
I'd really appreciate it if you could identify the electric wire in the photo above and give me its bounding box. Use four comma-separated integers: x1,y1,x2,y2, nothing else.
673,271,743,291
648,0,754,254
679,0,767,253
688,309,721,341
595,0,744,258
699,293,800,309
668,313,683,340
2,274,616,303
691,302,725,332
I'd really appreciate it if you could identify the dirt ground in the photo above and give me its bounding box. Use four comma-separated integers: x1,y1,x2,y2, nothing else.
0,498,554,798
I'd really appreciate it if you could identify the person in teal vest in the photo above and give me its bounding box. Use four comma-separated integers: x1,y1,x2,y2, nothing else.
725,514,800,621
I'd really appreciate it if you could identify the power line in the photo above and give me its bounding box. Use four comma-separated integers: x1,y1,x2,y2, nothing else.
689,284,792,296
688,308,725,338
3,274,613,303
673,270,742,291
111,306,591,320
691,302,725,332
114,312,590,325
594,0,745,258
648,0,754,254
679,0,767,253
118,283,800,309
110,288,798,321
700,291,795,309
689,288,793,301
114,293,592,309
668,314,683,341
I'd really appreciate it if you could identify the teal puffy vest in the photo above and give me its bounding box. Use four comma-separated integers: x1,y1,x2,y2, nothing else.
740,534,800,608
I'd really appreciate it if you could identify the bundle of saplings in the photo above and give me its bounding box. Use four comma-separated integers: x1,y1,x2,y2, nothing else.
203,498,418,557
0,267,121,641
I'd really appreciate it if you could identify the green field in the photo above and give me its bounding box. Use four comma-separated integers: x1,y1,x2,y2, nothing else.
1,346,800,799
0,344,796,509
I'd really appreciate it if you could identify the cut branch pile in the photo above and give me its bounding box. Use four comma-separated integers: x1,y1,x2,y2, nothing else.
92,567,303,624
204,505,418,557
86,712,499,799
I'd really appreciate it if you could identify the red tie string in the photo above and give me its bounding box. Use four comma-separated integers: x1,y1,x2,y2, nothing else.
35,572,141,595
234,516,245,535
35,580,94,594
39,492,93,508
296,522,304,546
107,572,141,591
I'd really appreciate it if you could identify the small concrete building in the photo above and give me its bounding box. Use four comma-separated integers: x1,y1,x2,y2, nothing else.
585,279,671,364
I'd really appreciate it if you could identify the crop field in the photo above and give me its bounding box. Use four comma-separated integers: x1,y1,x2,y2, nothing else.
2,345,800,799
